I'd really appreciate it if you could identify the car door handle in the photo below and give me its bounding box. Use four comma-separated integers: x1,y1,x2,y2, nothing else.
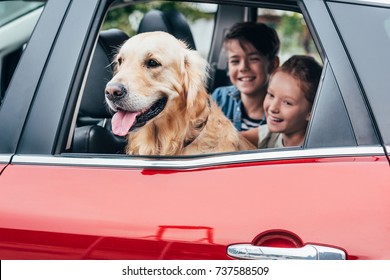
227,244,346,260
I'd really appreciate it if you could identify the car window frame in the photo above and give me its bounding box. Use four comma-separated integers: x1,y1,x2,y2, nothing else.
0,0,70,154
326,0,390,151
3,0,386,169
13,0,108,155
303,0,380,147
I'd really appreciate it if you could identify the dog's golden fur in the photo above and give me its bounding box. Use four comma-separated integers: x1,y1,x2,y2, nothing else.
105,31,255,155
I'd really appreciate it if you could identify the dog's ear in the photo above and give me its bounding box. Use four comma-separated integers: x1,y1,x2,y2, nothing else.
182,47,209,109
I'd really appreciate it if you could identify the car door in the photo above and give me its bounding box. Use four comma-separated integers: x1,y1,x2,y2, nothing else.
0,0,389,260
324,0,390,161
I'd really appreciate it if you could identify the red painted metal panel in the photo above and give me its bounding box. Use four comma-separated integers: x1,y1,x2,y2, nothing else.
0,156,389,259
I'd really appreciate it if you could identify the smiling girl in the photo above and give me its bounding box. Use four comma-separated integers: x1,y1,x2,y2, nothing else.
242,55,322,148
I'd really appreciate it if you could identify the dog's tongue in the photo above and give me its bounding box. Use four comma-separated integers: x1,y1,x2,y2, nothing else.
112,111,139,136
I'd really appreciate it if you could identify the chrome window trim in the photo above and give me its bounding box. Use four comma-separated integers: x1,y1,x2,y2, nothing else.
0,154,12,164
350,0,389,5
11,146,385,170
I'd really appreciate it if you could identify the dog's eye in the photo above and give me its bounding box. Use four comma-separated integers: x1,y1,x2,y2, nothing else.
146,59,161,68
117,57,123,66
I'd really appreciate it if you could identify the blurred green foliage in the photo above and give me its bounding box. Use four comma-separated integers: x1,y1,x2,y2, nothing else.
103,1,317,59
279,13,316,56
103,1,212,36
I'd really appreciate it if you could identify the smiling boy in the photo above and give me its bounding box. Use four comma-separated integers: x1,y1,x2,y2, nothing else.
212,22,280,131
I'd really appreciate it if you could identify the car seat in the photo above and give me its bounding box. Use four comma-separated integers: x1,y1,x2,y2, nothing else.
137,9,196,50
72,28,129,154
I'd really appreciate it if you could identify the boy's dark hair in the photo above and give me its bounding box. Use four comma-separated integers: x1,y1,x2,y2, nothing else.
224,22,280,60
278,55,323,104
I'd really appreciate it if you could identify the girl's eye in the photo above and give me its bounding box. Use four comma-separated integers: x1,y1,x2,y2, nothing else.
267,92,274,98
229,60,239,65
146,59,161,68
283,100,294,106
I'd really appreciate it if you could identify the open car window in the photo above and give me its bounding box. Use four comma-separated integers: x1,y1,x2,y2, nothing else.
68,0,329,158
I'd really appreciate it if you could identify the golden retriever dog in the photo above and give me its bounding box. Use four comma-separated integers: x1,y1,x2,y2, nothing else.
105,31,255,155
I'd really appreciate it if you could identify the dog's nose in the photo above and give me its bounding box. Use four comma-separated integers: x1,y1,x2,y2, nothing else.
105,82,127,101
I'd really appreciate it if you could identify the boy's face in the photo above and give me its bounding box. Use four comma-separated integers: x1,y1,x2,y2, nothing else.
226,40,274,97
264,71,312,136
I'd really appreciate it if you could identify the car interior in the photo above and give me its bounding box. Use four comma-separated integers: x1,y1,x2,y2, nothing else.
137,9,197,51
0,1,322,156
72,28,129,154
72,7,202,154
68,1,322,156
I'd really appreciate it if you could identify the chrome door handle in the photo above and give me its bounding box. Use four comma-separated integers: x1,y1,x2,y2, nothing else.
227,244,346,260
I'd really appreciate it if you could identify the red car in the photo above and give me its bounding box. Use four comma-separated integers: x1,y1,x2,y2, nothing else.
0,0,389,260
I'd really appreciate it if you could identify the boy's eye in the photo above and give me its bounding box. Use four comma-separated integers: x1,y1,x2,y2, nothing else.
249,56,261,62
267,92,274,98
229,60,239,65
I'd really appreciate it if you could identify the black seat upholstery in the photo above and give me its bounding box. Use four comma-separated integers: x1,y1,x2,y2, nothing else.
137,9,196,50
72,29,129,154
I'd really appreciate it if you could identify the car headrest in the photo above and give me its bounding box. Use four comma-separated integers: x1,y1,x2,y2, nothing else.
80,28,129,119
137,9,196,50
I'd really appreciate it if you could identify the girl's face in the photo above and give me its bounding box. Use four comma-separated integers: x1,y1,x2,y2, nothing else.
264,71,312,136
226,39,274,97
